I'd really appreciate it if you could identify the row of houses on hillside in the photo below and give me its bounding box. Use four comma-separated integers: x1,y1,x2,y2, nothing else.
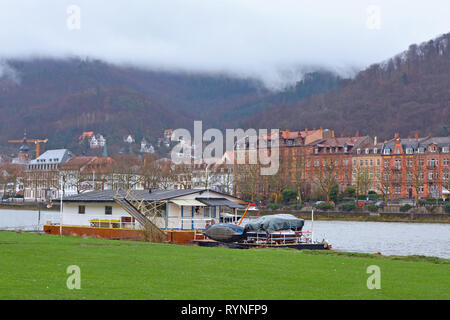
4,147,233,201
233,128,450,201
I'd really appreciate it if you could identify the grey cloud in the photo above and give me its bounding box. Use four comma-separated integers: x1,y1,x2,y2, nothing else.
0,0,449,89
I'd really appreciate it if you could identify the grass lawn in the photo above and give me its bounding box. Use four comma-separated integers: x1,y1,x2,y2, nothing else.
0,231,448,300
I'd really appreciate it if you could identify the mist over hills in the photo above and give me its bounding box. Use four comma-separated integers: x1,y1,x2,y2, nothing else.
243,33,450,140
0,58,342,153
0,32,449,155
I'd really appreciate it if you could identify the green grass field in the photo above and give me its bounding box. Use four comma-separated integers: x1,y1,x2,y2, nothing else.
0,231,448,300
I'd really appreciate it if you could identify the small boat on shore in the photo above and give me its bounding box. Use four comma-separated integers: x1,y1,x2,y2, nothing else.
197,213,332,251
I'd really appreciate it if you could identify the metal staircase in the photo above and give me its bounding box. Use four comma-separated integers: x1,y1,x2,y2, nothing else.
114,190,167,242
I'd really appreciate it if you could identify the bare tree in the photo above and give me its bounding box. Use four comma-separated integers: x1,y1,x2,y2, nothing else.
406,156,425,206
313,157,337,203
353,166,371,201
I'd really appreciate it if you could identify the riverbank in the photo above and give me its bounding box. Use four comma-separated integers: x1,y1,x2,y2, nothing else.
261,210,450,223
0,231,448,299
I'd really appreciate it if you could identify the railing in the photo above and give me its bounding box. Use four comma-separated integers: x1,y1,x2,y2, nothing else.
88,218,139,229
170,217,219,230
245,230,312,244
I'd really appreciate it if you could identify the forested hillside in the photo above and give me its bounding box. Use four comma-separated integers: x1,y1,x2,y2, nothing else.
1,33,449,154
244,33,450,139
0,58,340,153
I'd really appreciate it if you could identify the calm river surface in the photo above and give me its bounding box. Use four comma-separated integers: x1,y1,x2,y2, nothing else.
0,209,449,258
303,220,450,259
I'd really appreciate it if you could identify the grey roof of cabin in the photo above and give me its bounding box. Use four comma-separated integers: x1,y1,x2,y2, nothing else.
58,189,243,203
29,149,73,165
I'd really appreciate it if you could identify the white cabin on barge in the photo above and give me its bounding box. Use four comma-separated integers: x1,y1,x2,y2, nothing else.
57,189,247,231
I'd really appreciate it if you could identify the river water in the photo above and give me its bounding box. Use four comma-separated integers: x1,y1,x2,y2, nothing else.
0,209,60,232
0,209,449,258
304,220,450,259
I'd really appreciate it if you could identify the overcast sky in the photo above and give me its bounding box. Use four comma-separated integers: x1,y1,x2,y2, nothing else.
1,0,450,89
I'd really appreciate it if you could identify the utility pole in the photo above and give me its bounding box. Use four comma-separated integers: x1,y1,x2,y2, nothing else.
59,174,63,237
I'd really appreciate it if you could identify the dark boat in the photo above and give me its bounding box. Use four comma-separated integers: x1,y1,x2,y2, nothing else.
196,213,331,251
202,223,245,243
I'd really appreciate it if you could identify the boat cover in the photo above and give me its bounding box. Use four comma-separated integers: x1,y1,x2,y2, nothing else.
202,223,245,243
244,214,304,233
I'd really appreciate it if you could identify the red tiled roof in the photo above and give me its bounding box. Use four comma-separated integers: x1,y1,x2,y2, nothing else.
59,156,97,169
300,129,322,138
79,131,94,138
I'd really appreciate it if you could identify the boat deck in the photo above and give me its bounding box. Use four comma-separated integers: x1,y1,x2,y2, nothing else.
191,239,330,250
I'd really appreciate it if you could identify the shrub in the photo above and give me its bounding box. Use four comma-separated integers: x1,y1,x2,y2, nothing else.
399,204,413,212
266,203,283,210
291,204,303,211
339,203,356,212
426,206,438,213
444,204,450,214
367,193,381,201
330,184,339,202
315,203,334,211
343,187,356,198
367,204,379,212
281,189,297,204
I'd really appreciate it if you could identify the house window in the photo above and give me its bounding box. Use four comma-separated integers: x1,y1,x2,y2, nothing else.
105,206,112,215
78,205,85,214
395,186,401,194
357,148,361,154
